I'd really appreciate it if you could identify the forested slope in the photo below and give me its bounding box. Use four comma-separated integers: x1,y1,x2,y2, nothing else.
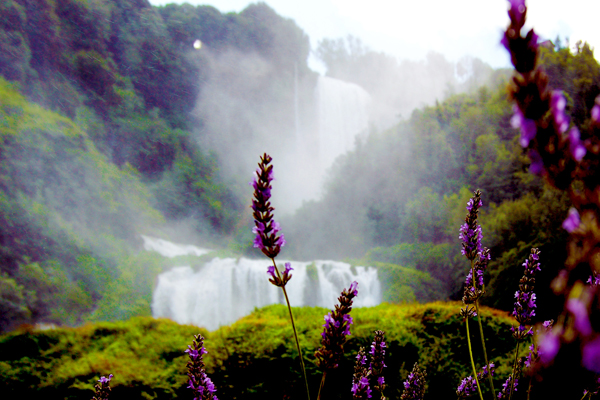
0,0,311,331
283,41,600,317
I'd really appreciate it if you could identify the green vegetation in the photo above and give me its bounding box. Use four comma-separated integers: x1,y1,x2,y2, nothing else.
0,302,519,400
0,0,313,331
284,39,600,316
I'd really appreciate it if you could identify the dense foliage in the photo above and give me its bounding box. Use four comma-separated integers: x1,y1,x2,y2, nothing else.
0,0,312,331
284,40,600,312
0,303,518,400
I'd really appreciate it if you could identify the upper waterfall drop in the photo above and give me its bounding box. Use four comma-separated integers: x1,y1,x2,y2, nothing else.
314,76,371,170
284,76,372,207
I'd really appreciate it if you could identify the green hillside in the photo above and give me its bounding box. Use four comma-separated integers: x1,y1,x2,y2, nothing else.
0,302,519,400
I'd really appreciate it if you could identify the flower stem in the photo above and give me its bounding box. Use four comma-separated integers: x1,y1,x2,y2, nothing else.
317,371,327,400
508,341,520,400
475,300,495,398
272,258,311,400
466,317,485,400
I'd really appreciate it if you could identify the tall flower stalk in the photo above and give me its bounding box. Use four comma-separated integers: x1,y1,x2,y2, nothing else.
460,190,495,398
250,153,310,400
315,281,358,400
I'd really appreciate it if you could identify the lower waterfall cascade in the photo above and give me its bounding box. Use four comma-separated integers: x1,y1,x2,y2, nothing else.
146,237,382,330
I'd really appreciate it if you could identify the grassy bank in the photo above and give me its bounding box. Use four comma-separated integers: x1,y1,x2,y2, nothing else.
0,302,520,400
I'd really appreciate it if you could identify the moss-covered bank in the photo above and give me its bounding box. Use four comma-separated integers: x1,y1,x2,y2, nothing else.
0,302,520,400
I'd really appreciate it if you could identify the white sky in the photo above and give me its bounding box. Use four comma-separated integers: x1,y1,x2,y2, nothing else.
148,0,600,73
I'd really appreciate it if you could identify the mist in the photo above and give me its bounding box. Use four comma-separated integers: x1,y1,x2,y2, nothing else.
188,33,494,218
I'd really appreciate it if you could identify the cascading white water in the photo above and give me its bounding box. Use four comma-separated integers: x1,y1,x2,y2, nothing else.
146,237,382,331
313,76,371,170
283,76,372,208
142,235,211,257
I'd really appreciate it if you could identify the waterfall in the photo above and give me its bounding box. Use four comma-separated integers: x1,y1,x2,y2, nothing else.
313,76,371,171
146,237,382,330
142,235,211,258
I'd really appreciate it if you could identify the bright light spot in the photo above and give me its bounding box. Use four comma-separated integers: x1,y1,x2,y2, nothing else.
193,39,202,49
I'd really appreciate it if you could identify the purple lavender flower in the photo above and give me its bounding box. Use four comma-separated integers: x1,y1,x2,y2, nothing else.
502,0,538,73
583,336,600,373
352,347,372,400
538,330,560,365
551,91,570,134
352,377,372,400
459,190,484,261
401,363,427,400
562,208,581,232
524,320,553,369
592,96,600,123
463,248,491,304
92,374,113,400
186,334,218,400
250,153,286,258
315,282,358,370
507,0,526,28
583,375,600,398
369,330,387,397
528,149,545,175
497,375,519,399
588,273,600,287
511,106,537,147
266,262,293,287
566,298,592,336
512,248,541,340
568,127,586,161
456,364,494,399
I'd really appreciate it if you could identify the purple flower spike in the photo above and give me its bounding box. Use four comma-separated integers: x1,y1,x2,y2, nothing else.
98,374,113,384
593,96,600,122
583,336,600,373
551,91,570,134
351,347,372,400
186,334,218,400
566,298,592,336
459,190,484,261
512,248,541,340
267,262,293,287
315,282,358,371
368,330,387,397
251,153,286,259
401,363,427,400
511,106,537,147
507,0,526,29
93,373,114,400
562,208,581,232
456,363,494,399
568,127,586,161
538,330,560,365
528,149,545,175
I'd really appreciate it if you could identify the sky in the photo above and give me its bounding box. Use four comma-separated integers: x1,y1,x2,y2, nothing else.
147,0,600,73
